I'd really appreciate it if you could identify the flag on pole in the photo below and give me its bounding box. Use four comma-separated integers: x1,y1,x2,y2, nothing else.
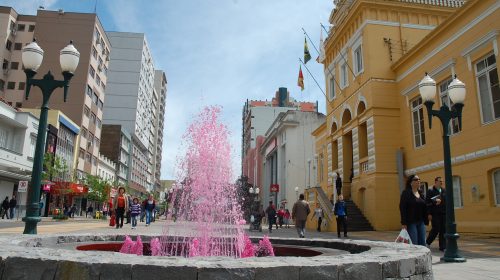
304,37,311,64
317,25,326,63
298,65,304,91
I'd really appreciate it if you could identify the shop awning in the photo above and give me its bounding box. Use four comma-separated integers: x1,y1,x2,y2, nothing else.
50,182,88,195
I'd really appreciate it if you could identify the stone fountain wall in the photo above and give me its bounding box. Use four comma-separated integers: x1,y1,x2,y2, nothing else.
0,234,433,280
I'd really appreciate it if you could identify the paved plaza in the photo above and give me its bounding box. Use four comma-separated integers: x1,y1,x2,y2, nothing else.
0,218,498,279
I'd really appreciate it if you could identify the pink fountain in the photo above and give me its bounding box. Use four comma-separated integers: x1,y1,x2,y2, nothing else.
120,106,273,258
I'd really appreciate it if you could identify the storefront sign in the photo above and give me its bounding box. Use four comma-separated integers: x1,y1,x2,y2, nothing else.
18,181,28,192
270,184,279,192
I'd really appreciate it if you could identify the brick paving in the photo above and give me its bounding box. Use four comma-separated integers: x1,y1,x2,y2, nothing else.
0,218,499,279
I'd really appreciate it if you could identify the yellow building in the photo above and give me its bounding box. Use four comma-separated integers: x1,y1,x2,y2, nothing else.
312,0,500,234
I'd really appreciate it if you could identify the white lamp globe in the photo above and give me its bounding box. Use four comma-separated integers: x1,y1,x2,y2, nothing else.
294,187,299,192
60,41,80,73
249,187,254,194
255,188,260,195
22,40,44,71
418,73,436,103
448,76,466,104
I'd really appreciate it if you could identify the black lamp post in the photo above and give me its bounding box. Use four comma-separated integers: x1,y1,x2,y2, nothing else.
249,186,260,211
418,73,466,262
21,39,80,234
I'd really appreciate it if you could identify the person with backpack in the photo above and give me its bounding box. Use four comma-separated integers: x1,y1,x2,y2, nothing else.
9,195,17,219
265,201,277,233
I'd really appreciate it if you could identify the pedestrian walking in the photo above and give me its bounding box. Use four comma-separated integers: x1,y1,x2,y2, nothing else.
2,197,9,219
86,205,94,218
130,198,141,229
292,194,310,238
9,195,17,219
112,187,130,229
426,176,446,251
125,196,132,224
399,175,428,246
140,200,146,223
277,206,285,228
335,172,342,195
265,201,277,233
70,204,77,218
284,209,291,228
334,194,348,238
312,204,324,232
144,194,155,226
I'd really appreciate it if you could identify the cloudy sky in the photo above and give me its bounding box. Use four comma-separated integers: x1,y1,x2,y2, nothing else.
2,0,333,180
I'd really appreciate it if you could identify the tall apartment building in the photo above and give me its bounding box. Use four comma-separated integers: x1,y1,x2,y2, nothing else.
241,87,317,187
0,7,111,179
102,32,161,192
152,70,167,191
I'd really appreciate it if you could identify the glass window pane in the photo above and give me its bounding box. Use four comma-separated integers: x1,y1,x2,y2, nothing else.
494,170,500,205
476,60,486,72
486,54,496,67
478,74,493,122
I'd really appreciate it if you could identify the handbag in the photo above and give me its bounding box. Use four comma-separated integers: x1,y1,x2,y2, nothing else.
395,229,412,244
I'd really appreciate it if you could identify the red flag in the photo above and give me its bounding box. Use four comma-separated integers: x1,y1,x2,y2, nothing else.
298,66,304,91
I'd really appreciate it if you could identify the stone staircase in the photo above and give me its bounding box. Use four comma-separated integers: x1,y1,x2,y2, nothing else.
344,200,374,231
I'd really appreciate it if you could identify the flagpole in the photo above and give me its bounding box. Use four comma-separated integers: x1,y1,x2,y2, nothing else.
302,26,341,90
320,23,356,78
299,58,327,100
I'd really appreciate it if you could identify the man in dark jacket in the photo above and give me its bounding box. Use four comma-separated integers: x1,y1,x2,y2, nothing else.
426,177,446,251
2,197,9,219
265,201,277,233
9,196,17,219
334,194,348,238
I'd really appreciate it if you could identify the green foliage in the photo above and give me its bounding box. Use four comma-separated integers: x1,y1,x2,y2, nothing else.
42,153,70,182
85,175,111,204
52,213,68,220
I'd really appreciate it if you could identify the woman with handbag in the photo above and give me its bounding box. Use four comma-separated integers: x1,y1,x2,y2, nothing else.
399,175,428,246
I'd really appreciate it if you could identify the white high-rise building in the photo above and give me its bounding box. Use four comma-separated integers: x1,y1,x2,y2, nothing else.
103,32,159,192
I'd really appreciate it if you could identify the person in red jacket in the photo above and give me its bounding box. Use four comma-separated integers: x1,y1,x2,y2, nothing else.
277,206,285,228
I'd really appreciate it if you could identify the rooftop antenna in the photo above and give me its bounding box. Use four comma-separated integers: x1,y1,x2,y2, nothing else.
94,0,98,13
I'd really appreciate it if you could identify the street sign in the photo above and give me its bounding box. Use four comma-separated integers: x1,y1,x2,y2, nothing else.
18,181,28,192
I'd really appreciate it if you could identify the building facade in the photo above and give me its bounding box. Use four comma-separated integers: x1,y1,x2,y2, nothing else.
260,110,325,210
97,153,116,183
99,124,133,192
0,7,111,179
313,0,500,233
242,87,318,188
152,70,167,191
103,32,160,192
0,100,38,212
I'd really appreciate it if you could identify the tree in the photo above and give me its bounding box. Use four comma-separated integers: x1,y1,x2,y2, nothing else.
42,153,70,182
85,174,111,211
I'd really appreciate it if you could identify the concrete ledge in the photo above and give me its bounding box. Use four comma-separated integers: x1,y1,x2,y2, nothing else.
0,234,433,280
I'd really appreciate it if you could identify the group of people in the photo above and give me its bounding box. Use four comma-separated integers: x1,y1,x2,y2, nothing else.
112,187,156,229
1,196,16,219
400,175,446,251
262,193,348,239
263,203,291,232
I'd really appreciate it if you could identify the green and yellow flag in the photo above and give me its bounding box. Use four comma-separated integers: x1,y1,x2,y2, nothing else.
304,37,311,64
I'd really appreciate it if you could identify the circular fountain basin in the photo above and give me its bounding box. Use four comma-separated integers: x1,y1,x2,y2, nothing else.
0,233,433,279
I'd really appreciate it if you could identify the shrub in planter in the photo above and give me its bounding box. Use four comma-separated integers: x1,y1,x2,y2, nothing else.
52,214,68,220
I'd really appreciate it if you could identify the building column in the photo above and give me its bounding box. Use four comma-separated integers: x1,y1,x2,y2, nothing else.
367,117,376,172
352,127,360,177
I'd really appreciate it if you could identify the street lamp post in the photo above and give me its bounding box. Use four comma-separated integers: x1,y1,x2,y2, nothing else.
249,186,260,210
418,73,466,262
21,39,80,234
294,186,299,201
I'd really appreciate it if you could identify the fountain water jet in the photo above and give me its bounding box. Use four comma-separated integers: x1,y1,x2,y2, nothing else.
160,106,256,257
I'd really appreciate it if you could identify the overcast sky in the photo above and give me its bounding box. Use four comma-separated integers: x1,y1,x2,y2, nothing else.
2,0,333,180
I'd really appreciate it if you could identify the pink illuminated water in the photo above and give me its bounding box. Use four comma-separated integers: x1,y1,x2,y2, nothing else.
119,106,273,258
162,106,249,257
